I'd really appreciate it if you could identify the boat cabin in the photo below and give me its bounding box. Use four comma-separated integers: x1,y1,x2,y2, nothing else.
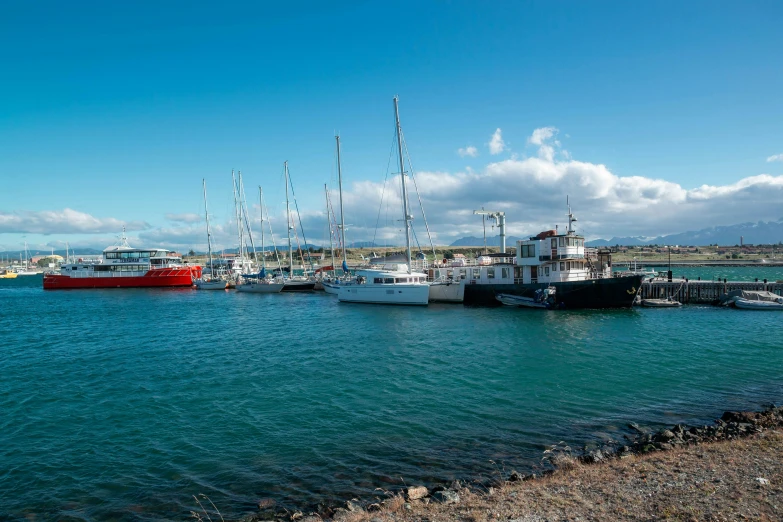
355,264,427,285
59,245,183,277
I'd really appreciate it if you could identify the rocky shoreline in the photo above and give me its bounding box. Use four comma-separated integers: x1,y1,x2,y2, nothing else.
229,406,783,522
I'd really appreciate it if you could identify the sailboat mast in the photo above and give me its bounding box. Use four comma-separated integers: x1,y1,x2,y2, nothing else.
325,184,336,277
284,161,293,278
203,179,215,278
238,170,258,265
231,169,244,271
259,186,266,272
393,96,412,273
336,134,348,269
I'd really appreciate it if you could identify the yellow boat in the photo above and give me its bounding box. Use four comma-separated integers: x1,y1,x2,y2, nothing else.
0,270,18,279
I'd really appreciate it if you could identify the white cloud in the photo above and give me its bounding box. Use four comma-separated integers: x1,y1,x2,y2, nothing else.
457,146,478,157
528,126,558,146
165,213,202,223
8,130,781,249
314,130,783,244
767,154,783,163
0,208,150,235
488,128,505,155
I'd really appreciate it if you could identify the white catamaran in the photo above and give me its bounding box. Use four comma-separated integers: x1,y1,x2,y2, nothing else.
337,97,430,305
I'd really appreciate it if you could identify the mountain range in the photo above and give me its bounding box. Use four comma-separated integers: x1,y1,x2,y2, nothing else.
586,219,783,247
449,235,525,247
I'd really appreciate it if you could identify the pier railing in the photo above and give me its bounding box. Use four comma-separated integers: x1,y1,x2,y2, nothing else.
640,279,783,303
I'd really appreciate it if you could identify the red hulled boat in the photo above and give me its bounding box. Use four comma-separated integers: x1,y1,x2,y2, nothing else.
43,233,201,290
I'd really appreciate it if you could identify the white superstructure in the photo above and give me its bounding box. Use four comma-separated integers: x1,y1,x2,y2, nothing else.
337,264,429,305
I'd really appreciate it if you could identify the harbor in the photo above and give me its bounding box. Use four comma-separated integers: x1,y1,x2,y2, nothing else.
1,274,782,520
3,3,783,519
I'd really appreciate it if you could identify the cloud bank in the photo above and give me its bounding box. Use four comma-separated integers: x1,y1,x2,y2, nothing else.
0,209,150,235
5,128,782,251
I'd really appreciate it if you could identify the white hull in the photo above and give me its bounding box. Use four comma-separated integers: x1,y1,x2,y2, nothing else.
641,298,682,308
236,282,284,293
338,283,429,305
734,298,783,310
15,270,41,276
194,279,227,290
428,280,465,302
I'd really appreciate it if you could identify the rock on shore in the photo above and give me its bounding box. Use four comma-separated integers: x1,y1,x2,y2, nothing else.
242,406,783,522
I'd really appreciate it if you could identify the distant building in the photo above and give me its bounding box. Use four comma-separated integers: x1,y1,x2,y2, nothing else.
31,255,64,264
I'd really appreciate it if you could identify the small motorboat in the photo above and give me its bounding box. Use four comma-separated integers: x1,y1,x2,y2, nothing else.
734,297,783,310
641,297,682,308
194,278,228,290
496,287,558,309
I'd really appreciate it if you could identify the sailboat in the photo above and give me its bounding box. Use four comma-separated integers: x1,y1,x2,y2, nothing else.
281,161,316,292
323,134,353,295
237,187,284,293
337,97,430,305
194,179,228,290
15,242,41,275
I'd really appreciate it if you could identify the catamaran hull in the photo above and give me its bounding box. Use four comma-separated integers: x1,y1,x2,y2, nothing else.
43,267,199,290
463,275,643,308
338,284,429,305
428,281,465,303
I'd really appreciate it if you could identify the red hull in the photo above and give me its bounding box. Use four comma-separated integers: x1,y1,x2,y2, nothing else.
43,267,201,290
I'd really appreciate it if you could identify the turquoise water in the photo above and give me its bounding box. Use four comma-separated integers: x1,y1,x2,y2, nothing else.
615,265,783,282
1,273,782,520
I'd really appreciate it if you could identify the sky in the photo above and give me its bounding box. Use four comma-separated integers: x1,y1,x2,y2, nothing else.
1,0,783,254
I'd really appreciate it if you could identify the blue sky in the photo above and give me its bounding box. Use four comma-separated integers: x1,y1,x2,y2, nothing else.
2,1,783,253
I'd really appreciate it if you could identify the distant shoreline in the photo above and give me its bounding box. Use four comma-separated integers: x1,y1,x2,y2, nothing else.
613,259,783,267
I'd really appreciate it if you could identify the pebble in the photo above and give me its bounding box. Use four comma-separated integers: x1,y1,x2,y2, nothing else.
407,485,429,500
756,477,770,486
432,489,460,504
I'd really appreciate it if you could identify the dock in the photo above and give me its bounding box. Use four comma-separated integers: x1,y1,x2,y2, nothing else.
641,279,783,304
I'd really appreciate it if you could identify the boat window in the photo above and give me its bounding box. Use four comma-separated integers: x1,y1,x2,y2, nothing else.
384,278,394,284
374,278,383,284
520,244,535,258
501,267,509,278
560,262,565,271
552,238,558,248
545,267,550,276
473,268,480,279
487,268,495,279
